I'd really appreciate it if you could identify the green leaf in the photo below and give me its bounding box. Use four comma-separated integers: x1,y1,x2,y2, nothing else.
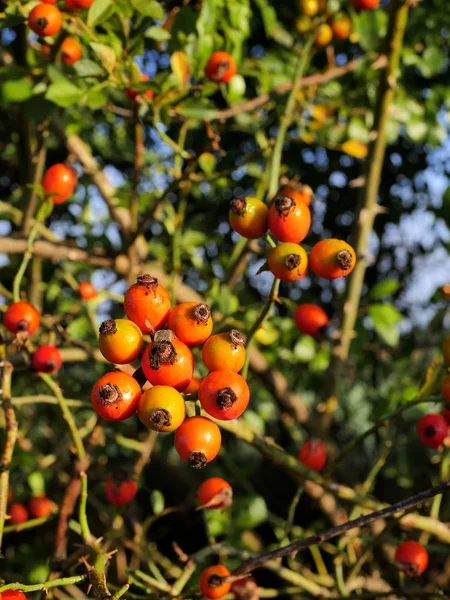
145,26,171,41
131,0,164,19
85,85,110,109
74,59,106,78
67,317,91,339
0,77,33,103
233,496,268,530
90,43,117,74
36,198,54,221
356,10,388,53
253,0,277,36
418,47,445,78
87,0,115,27
150,490,165,514
293,336,316,362
369,279,400,300
46,81,83,107
28,471,45,496
368,303,402,347
198,152,216,175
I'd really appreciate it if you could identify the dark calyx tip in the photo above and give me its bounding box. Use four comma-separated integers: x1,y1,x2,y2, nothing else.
336,249,353,271
187,451,208,469
217,387,237,410
229,329,246,346
150,408,171,430
44,360,57,372
192,303,211,324
275,195,295,217
36,17,49,30
149,341,177,370
208,574,225,589
16,319,30,332
284,253,301,271
98,383,121,405
137,274,158,289
230,198,247,216
396,561,420,577
99,319,117,336
424,425,436,438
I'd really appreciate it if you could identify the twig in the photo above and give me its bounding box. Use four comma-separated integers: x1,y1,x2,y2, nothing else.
39,374,86,460
4,515,54,534
0,575,88,593
267,35,315,200
12,222,40,302
13,395,86,407
22,134,47,236
79,472,94,544
0,360,16,552
231,479,450,576
333,0,409,362
211,55,387,122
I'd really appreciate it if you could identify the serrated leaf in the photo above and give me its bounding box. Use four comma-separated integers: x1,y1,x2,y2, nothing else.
131,0,164,19
87,0,115,27
90,43,116,74
45,81,83,107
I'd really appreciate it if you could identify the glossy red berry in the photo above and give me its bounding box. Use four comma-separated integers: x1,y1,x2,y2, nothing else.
28,496,52,518
78,281,96,300
8,503,28,525
205,51,237,83
1,591,28,600
394,541,428,577
293,304,328,338
202,330,246,373
351,0,379,9
91,372,142,421
199,371,250,421
3,302,40,335
267,242,308,281
174,416,221,469
42,163,77,204
298,439,327,471
197,478,233,509
310,239,356,280
124,275,171,334
417,413,448,448
141,331,194,392
61,38,82,65
29,3,62,37
32,345,62,374
167,302,213,346
268,195,311,243
199,565,231,599
229,197,269,240
105,475,137,507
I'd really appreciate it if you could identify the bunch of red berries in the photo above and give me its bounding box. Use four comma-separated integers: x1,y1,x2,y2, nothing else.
92,274,251,469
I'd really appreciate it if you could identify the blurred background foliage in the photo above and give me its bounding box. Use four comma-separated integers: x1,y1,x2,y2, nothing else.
1,0,450,592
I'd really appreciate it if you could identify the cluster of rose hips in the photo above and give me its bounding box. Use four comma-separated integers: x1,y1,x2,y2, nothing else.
6,490,53,526
91,274,250,470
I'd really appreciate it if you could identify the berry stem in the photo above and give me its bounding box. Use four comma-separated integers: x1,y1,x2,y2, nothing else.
241,276,280,379
12,221,40,303
266,33,315,201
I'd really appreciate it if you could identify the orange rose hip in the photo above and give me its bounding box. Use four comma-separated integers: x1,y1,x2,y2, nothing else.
202,330,246,373
310,239,356,280
124,275,171,334
167,302,213,346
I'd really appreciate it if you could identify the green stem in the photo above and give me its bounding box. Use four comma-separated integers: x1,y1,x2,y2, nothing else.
130,569,172,593
333,0,409,362
241,277,280,379
170,562,196,596
284,484,305,541
419,446,450,546
0,575,88,593
12,222,39,302
39,374,86,460
111,583,130,600
4,515,54,534
267,35,315,201
79,471,93,544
